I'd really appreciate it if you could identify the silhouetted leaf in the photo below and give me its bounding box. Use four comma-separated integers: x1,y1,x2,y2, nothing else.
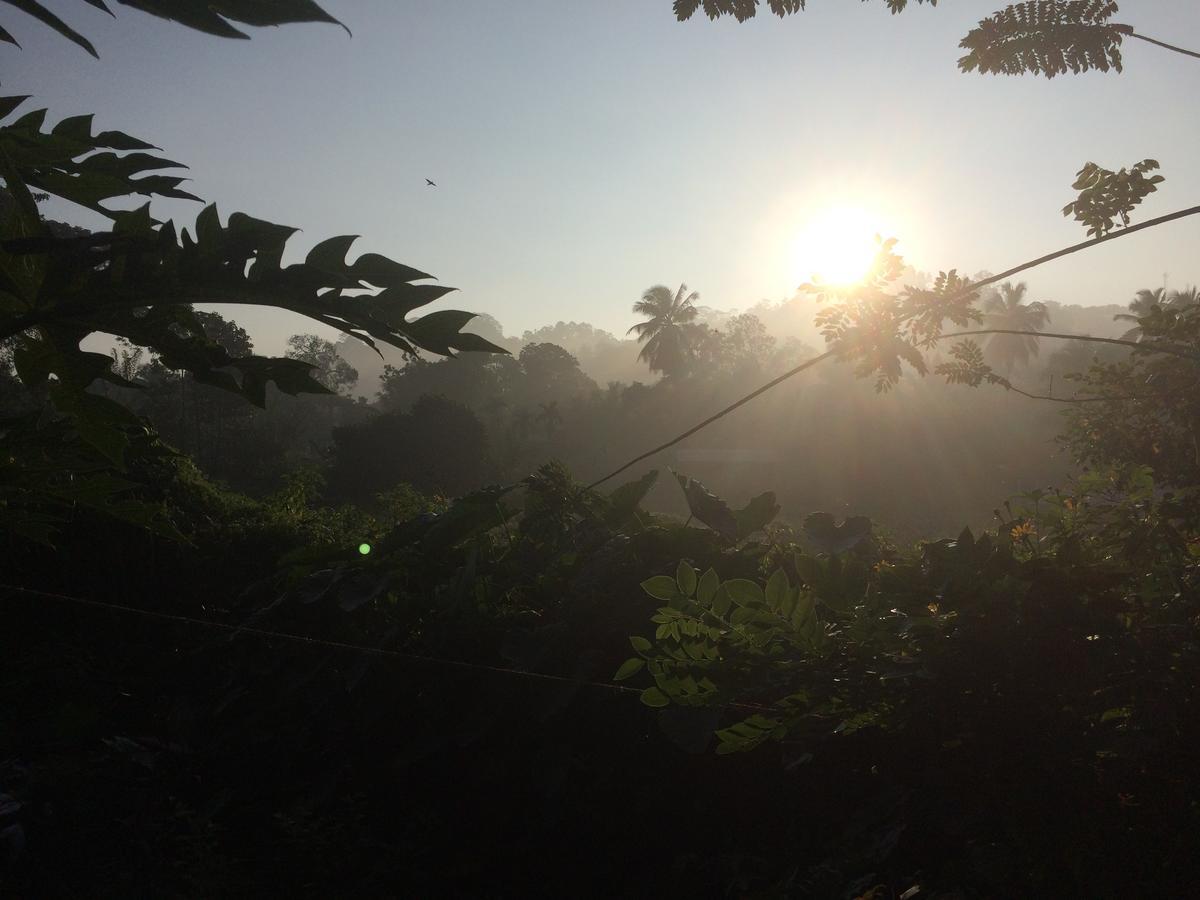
804,512,873,554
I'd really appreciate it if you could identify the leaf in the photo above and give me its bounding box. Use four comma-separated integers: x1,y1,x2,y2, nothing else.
629,636,652,654
696,567,719,606
6,0,98,56
711,584,733,618
735,490,781,539
613,658,645,681
804,512,873,554
764,568,789,612
676,560,697,597
672,469,738,540
724,578,764,608
0,96,30,120
640,686,671,708
606,469,658,523
641,575,679,601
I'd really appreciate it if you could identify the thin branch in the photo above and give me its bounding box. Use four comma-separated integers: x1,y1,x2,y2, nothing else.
987,381,1137,404
586,203,1200,489
1127,31,1200,62
938,329,1200,362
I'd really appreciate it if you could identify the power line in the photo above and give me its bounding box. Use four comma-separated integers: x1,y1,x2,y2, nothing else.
0,582,773,712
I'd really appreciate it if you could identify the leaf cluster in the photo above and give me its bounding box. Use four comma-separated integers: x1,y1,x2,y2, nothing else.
1061,158,1164,237
958,1,1131,78
672,0,934,22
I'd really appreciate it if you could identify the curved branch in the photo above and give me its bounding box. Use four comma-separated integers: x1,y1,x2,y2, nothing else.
587,203,1200,488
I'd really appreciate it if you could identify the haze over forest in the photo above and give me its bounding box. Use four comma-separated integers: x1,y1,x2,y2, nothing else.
5,2,1200,897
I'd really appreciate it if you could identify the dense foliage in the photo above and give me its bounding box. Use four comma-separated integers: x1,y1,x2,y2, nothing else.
4,1,1200,897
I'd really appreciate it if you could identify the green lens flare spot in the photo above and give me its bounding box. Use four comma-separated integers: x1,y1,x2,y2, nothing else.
358,542,372,556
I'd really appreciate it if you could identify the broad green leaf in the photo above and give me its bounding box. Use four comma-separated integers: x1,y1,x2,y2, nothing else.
613,658,645,681
724,578,764,608
629,636,652,653
696,567,719,606
640,687,670,708
711,584,733,618
641,575,679,601
676,560,697,597
764,568,789,612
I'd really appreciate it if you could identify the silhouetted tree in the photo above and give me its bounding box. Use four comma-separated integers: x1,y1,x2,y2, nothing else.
326,394,490,503
285,334,359,393
983,281,1050,372
628,283,701,378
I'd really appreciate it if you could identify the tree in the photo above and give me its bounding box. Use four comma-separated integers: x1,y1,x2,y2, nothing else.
326,394,491,503
1114,287,1166,341
285,334,359,394
517,341,597,402
536,401,563,439
982,281,1051,373
628,283,701,378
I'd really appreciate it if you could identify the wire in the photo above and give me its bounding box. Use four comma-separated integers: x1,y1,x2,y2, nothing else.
0,582,773,712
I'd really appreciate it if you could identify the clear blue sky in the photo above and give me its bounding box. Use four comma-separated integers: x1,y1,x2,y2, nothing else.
7,1,1200,354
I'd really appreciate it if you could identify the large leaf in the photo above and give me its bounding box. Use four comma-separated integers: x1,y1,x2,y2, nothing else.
734,490,780,539
1,0,346,56
671,469,738,541
803,512,873,555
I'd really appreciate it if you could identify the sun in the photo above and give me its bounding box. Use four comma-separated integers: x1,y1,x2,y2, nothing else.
790,205,887,288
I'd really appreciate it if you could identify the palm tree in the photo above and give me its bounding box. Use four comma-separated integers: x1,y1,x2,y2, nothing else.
982,281,1050,373
1168,285,1199,309
1114,287,1166,342
627,283,701,378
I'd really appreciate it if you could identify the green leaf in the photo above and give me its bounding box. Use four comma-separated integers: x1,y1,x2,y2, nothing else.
613,658,645,681
641,575,679,601
696,568,719,606
676,560,697,597
629,636,652,654
640,687,671,708
764,568,789,612
724,578,764,608
711,584,733,618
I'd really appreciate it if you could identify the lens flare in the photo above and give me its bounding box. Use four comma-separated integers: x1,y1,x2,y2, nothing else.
358,542,372,556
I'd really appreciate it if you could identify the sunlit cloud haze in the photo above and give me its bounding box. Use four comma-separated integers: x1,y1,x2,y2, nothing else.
7,0,1200,354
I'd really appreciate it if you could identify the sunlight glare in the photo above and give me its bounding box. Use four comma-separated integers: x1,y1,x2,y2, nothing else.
790,206,887,288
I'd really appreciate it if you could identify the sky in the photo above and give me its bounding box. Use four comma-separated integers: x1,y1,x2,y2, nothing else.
5,1,1200,356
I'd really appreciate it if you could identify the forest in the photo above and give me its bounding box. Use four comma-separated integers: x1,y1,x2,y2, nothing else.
3,1,1200,897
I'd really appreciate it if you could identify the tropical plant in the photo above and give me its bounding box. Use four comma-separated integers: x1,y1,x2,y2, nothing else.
980,281,1051,372
0,0,347,57
1114,287,1166,341
627,282,701,378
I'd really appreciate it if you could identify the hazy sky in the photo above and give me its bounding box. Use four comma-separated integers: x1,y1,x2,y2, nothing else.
7,1,1200,354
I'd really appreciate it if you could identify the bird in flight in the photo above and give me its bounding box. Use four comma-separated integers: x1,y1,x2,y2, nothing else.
425,178,437,187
